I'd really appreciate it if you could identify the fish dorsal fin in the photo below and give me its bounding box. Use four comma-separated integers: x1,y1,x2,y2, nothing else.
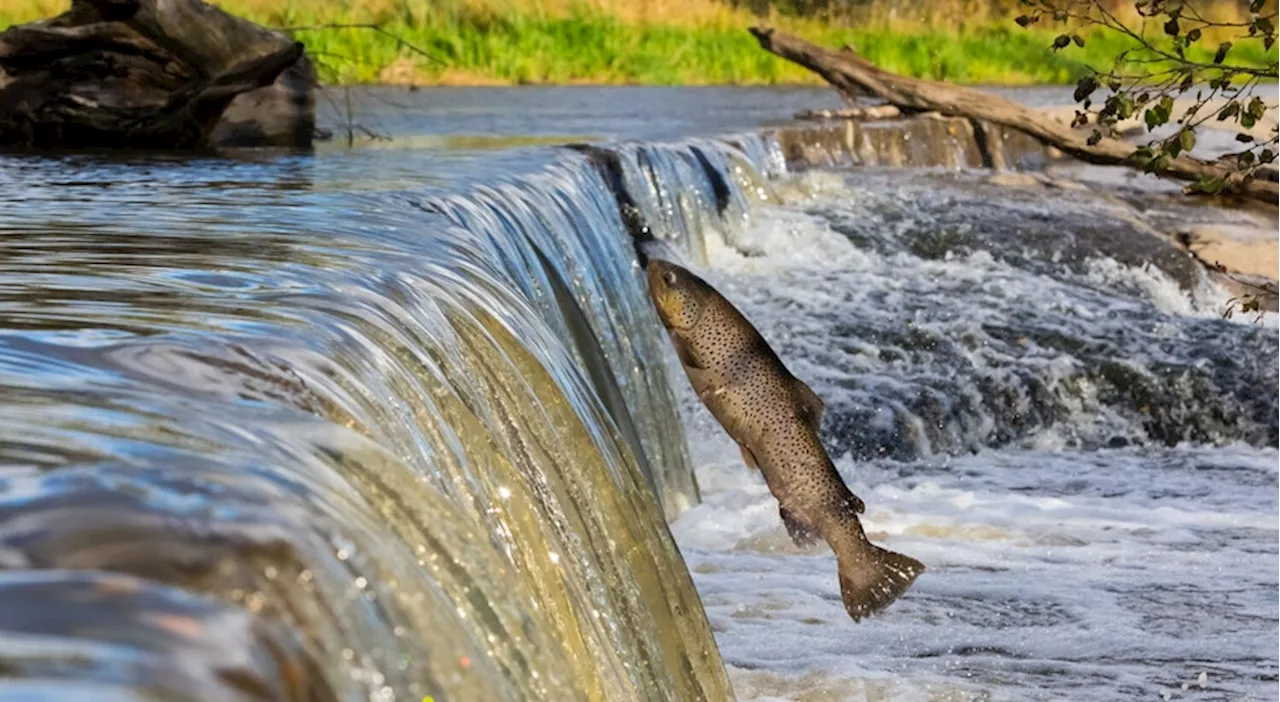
793,377,825,433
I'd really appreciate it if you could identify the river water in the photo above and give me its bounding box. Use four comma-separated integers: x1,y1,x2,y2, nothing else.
0,86,1275,702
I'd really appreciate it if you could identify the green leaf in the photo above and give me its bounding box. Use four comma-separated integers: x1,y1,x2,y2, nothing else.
1186,28,1201,42
1117,94,1135,120
1178,129,1195,153
1074,76,1098,102
1218,103,1239,120
1257,17,1274,35
1247,97,1266,120
1072,34,1085,47
1261,149,1276,164
1236,133,1255,142
1087,130,1103,146
1241,113,1257,128
1194,176,1225,195
1015,14,1033,27
1053,34,1071,50
1239,150,1255,165
1214,42,1232,64
1144,108,1162,131
1164,17,1179,35
1250,0,1266,13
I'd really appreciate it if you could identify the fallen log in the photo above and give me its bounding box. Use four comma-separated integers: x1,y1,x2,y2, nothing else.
0,0,316,149
749,26,1279,204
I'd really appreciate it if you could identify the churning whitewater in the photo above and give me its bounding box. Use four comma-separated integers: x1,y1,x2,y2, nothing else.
666,166,1278,701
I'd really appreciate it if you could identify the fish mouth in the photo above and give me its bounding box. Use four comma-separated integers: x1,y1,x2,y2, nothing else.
645,260,674,327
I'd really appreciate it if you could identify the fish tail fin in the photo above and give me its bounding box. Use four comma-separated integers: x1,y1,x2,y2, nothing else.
835,540,925,622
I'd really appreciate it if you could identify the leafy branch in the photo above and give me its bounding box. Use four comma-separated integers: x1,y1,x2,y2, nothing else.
1017,0,1279,196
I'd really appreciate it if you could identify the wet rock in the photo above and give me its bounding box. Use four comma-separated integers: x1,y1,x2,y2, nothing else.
986,172,1046,189
1181,224,1279,280
769,116,1055,172
824,170,1206,293
0,0,316,150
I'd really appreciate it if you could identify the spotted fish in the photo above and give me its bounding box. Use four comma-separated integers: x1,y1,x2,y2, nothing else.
646,258,924,621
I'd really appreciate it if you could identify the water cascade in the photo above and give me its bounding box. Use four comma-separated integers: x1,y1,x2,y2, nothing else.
2,101,1274,701
0,135,783,701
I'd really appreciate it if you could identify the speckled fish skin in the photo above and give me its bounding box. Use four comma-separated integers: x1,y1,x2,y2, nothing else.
647,258,924,622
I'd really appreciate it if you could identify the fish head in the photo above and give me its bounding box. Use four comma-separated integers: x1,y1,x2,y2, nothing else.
646,259,711,331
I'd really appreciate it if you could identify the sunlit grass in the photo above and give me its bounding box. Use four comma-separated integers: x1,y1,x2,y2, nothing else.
1,0,1270,85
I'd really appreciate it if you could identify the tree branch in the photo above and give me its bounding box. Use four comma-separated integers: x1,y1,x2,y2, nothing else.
748,26,1279,203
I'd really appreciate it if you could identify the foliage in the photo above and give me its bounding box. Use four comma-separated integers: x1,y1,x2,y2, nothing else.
1017,0,1278,320
1016,0,1279,195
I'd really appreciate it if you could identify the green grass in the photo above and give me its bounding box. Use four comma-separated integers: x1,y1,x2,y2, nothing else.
269,18,1109,85
2,0,1273,86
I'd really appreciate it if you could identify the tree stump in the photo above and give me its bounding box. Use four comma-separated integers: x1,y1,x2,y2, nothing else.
0,0,316,149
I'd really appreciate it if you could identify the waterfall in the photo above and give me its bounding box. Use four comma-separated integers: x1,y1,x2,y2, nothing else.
0,135,782,700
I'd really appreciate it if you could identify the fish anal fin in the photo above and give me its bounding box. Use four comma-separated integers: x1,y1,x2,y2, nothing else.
792,377,825,433
780,505,821,547
737,443,760,472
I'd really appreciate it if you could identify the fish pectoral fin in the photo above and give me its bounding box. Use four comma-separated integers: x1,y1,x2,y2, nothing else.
671,334,705,370
737,443,761,472
779,505,821,548
686,365,719,397
791,377,826,433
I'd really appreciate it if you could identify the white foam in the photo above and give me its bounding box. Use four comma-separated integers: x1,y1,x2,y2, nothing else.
670,175,1279,700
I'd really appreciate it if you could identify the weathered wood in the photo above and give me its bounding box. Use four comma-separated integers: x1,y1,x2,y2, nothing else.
0,0,314,149
750,26,1279,203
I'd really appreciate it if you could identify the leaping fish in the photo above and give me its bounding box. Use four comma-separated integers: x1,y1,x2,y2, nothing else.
647,258,924,621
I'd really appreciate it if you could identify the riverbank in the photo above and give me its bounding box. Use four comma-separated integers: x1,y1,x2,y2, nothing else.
10,0,1280,85
3,0,1271,86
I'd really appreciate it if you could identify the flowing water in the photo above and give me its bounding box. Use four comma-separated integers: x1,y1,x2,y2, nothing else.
0,86,1275,702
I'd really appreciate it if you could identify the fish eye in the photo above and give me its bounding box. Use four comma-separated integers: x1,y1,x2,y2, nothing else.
663,272,677,285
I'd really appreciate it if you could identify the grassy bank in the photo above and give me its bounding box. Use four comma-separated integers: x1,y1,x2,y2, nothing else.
2,0,1272,85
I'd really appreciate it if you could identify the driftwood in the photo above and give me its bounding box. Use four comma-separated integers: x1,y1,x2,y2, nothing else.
750,26,1279,204
0,0,316,149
